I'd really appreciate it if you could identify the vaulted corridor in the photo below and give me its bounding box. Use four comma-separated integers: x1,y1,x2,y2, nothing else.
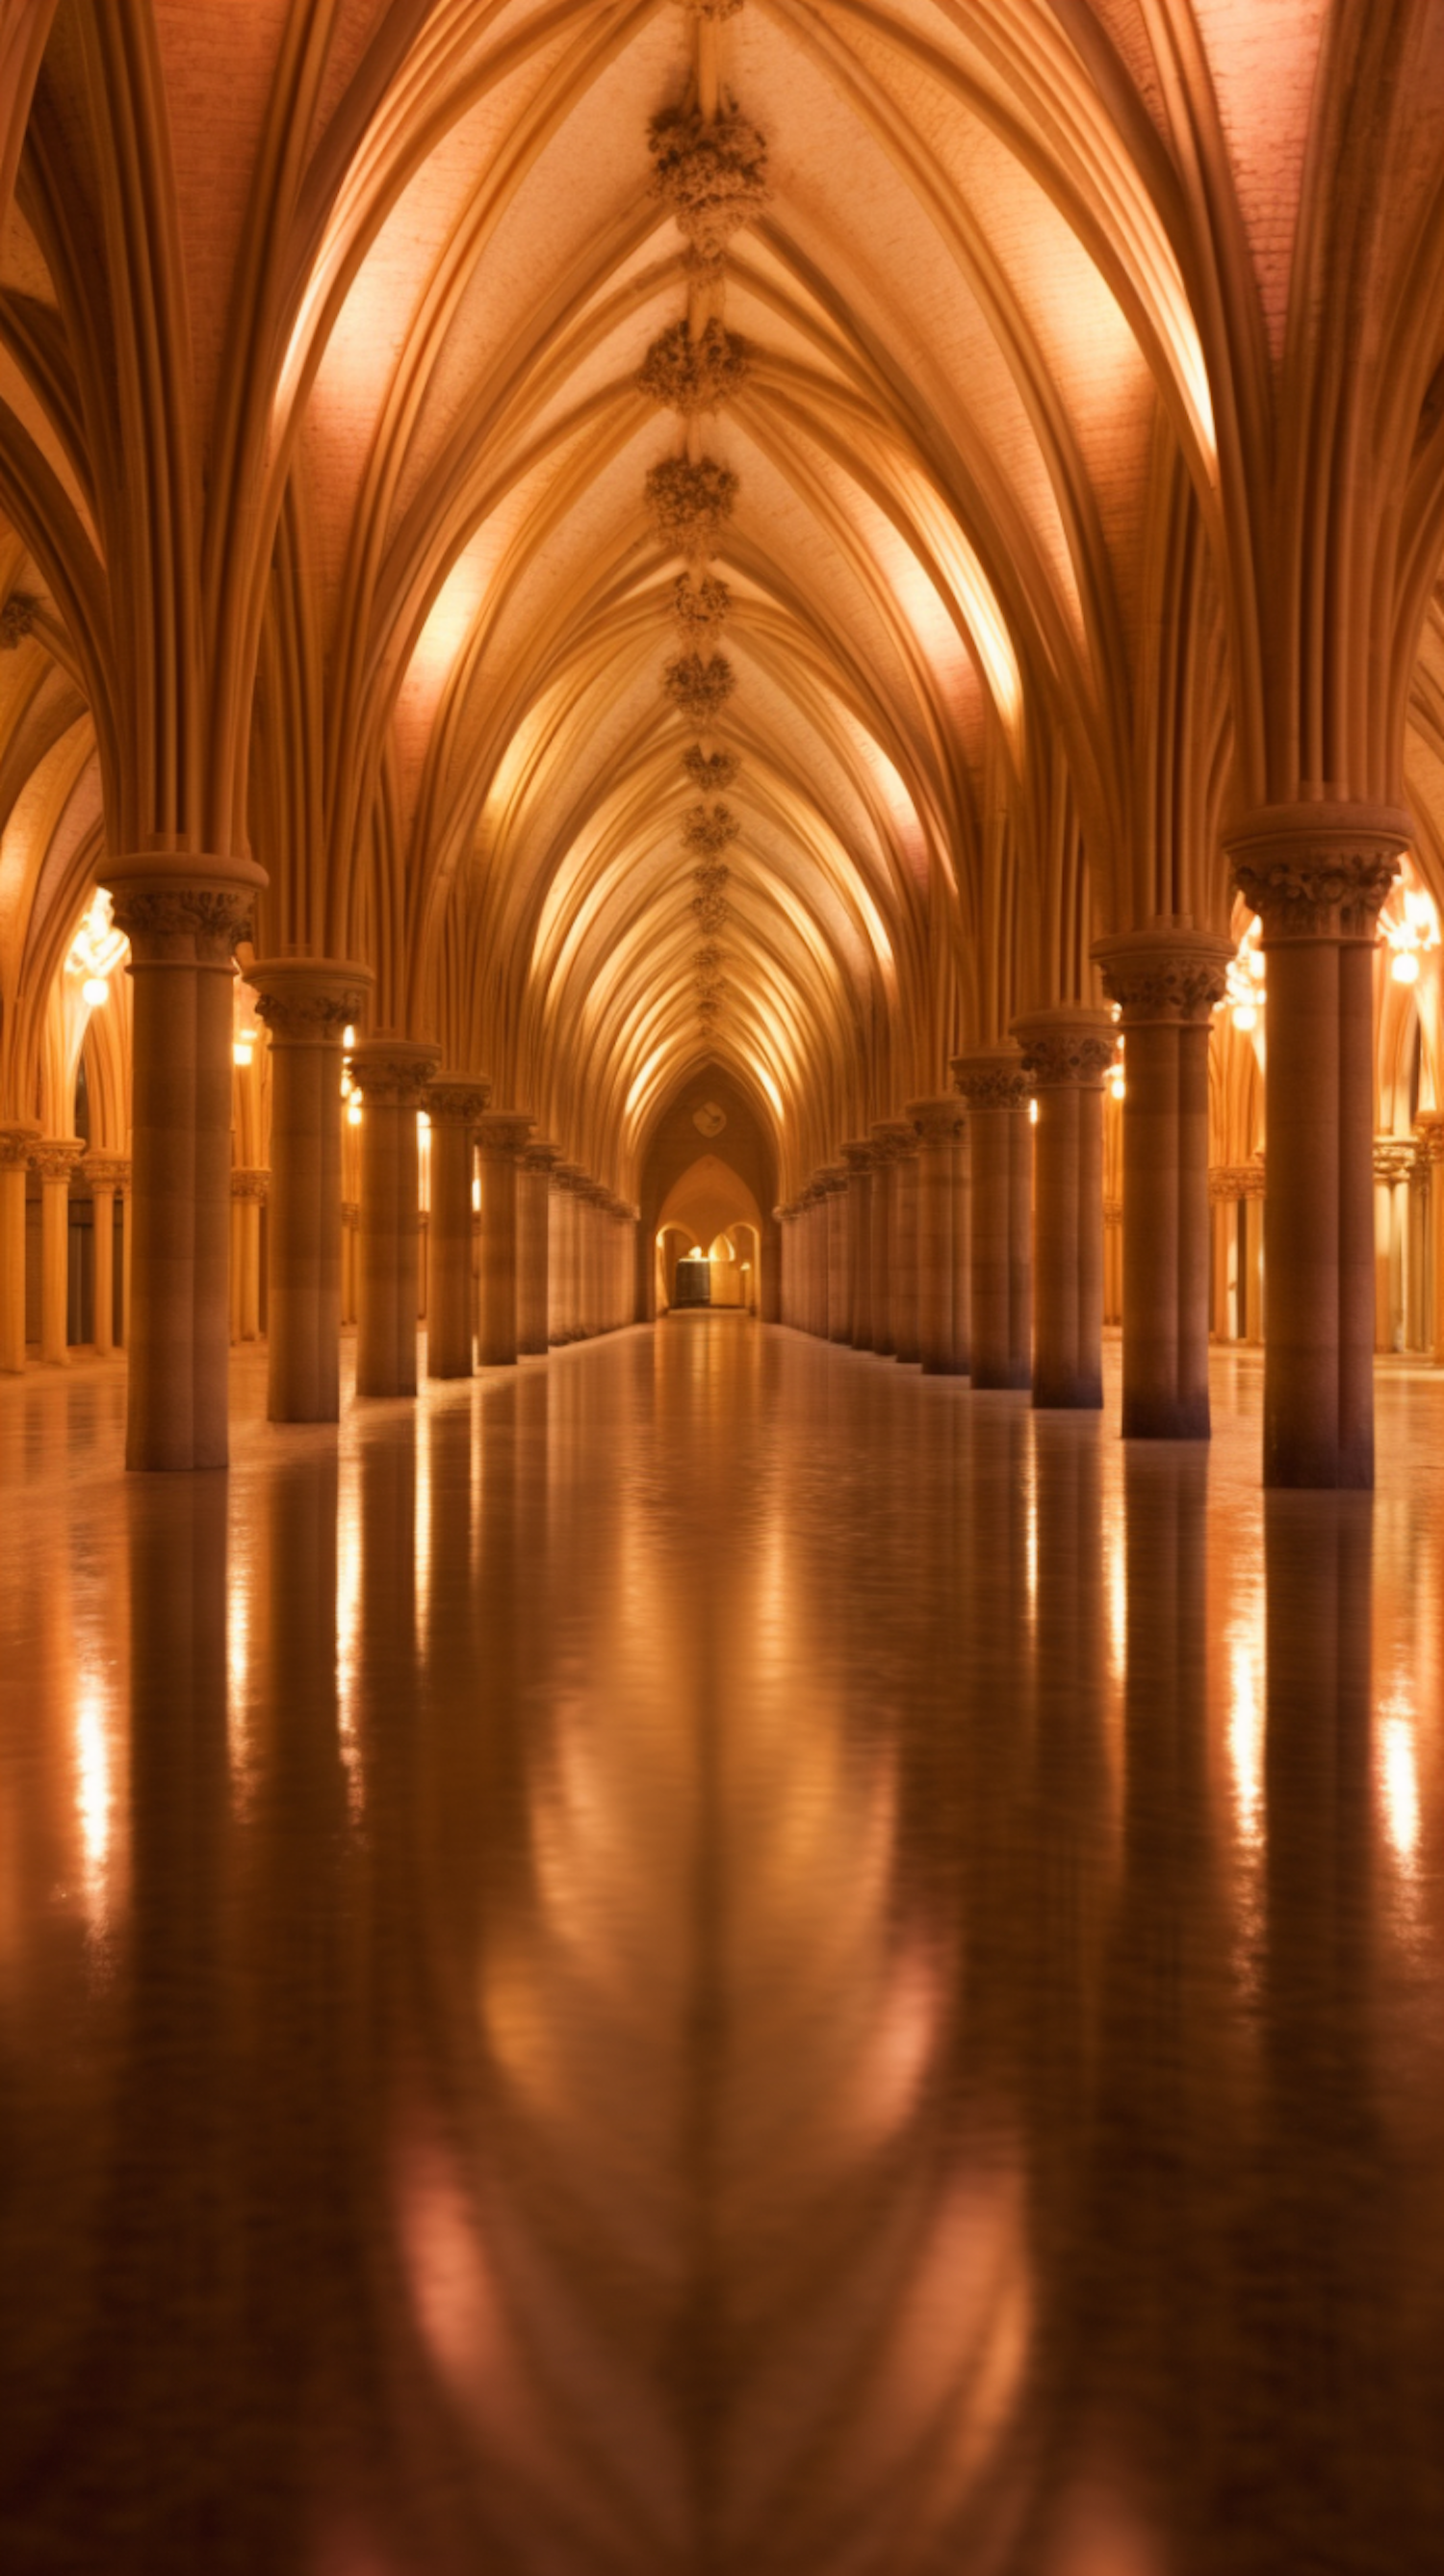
3,1324,1442,2573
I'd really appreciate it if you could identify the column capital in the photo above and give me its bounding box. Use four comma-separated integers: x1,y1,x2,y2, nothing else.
1011,1005,1118,1089
815,1162,849,1193
839,1137,875,1174
1413,1111,1444,1166
870,1119,917,1160
1103,1194,1123,1228
1092,921,1232,1023
31,1136,85,1182
425,1074,492,1126
1209,1166,1246,1203
103,851,266,964
906,1094,964,1146
1223,802,1409,945
84,1152,131,1189
250,957,373,1041
0,1121,39,1168
477,1111,534,1158
348,1038,440,1105
950,1045,1030,1110
523,1138,561,1173
1373,1135,1416,1186
231,1166,270,1202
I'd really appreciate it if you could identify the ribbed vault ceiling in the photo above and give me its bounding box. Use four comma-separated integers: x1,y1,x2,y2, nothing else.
3,0,1444,1194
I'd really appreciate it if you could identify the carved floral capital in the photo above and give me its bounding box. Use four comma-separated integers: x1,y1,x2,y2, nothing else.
425,1076,493,1127
348,1039,441,1106
1011,1007,1118,1090
84,1154,131,1190
907,1094,964,1148
31,1136,85,1183
1092,924,1231,1025
250,957,372,1043
950,1047,1030,1112
0,1122,39,1169
231,1166,270,1203
477,1112,534,1158
1224,803,1410,945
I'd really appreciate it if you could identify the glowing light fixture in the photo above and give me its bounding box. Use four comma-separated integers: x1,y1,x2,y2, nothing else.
66,890,129,994
1380,875,1439,985
1028,1098,1039,1126
1107,1067,1125,1102
348,1099,363,1127
233,1037,254,1069
82,976,109,1008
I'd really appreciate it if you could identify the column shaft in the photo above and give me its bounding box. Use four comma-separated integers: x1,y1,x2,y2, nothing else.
352,1040,438,1398
1014,1010,1114,1409
1095,926,1231,1441
1228,810,1405,1487
108,869,262,1470
908,1100,962,1374
426,1087,488,1378
37,1149,79,1364
253,963,372,1421
0,1130,34,1372
952,1053,1031,1390
478,1114,532,1365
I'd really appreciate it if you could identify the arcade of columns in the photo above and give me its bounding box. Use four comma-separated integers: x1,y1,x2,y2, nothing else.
4,1,1444,1488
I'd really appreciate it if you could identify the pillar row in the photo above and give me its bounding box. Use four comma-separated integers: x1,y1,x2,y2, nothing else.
1416,1115,1444,1363
251,959,372,1420
350,1038,440,1398
1094,923,1232,1441
107,862,265,1470
1012,1008,1116,1410
952,1047,1031,1390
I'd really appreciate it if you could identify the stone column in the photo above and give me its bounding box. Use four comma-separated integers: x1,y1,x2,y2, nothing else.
0,1123,39,1371
519,1142,558,1355
350,1038,439,1398
867,1127,899,1356
33,1139,83,1364
477,1112,532,1366
1242,1160,1266,1343
229,1169,267,1344
1012,1008,1116,1410
340,1202,359,1327
424,1077,490,1379
85,1154,129,1358
818,1165,850,1341
1225,807,1407,1487
1208,1170,1243,1341
552,1167,580,1340
907,1097,964,1374
106,863,264,1470
1416,1114,1444,1364
871,1121,917,1361
1093,924,1232,1440
250,959,372,1420
840,1142,874,1348
951,1048,1032,1389
1371,1137,1413,1357
1102,1194,1123,1327
950,1121,972,1373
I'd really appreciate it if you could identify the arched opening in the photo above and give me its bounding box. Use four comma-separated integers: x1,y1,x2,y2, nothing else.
655,1159,763,1314
634,1067,781,1322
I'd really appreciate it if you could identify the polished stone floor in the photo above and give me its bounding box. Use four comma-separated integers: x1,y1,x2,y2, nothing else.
1,1322,1442,2573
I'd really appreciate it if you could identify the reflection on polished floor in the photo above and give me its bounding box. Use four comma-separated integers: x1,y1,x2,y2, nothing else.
1,1321,1442,2574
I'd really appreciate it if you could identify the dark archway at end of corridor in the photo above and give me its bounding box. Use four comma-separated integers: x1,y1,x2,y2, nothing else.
635,1067,780,1322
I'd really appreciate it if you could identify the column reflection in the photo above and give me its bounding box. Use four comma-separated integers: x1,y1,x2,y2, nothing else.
4,1339,1444,2569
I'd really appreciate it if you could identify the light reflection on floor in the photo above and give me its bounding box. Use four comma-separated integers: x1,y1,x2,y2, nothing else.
1,1326,1442,2572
